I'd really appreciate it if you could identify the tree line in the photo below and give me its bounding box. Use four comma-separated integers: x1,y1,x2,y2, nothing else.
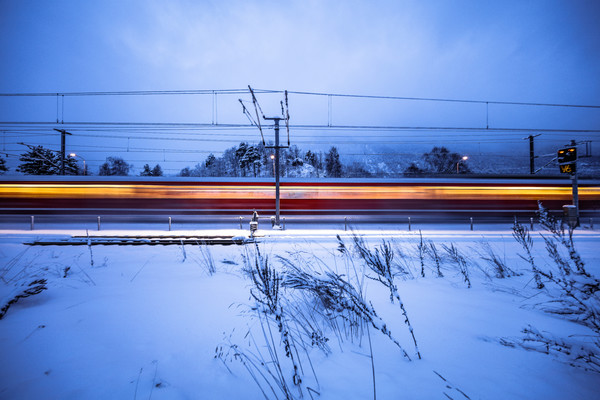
178,143,345,178
1,143,470,177
177,143,469,177
0,145,162,177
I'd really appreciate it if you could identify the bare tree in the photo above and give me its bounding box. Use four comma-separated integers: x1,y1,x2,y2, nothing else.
98,157,132,176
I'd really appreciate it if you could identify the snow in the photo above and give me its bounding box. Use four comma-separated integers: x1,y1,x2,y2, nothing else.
1,224,599,399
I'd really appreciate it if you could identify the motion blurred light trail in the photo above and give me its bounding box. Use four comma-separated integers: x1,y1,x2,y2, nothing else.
1,177,599,215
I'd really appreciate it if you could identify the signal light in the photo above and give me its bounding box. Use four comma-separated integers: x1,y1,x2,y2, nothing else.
558,146,577,175
559,163,576,174
557,147,577,165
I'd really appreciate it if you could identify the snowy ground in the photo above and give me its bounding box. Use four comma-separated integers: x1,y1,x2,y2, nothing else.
1,224,599,399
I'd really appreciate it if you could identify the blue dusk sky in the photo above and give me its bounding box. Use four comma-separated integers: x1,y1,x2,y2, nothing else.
1,0,599,174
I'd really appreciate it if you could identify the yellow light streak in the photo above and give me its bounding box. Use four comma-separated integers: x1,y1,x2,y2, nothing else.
0,183,598,202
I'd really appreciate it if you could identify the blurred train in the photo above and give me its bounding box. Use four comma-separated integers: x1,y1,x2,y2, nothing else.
0,176,599,216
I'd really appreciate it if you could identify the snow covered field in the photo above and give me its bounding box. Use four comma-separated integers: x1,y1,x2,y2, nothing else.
1,224,599,399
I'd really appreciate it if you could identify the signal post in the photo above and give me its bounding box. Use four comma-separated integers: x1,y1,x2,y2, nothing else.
557,141,579,227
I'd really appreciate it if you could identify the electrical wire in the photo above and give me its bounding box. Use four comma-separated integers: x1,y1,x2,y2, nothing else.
1,121,598,134
1,87,598,109
1,87,597,176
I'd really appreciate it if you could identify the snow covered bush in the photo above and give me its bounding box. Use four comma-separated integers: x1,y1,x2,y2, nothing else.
442,243,471,288
477,241,520,279
511,221,544,289
282,261,414,361
218,245,317,400
0,279,47,320
426,241,444,278
349,234,421,359
501,203,600,373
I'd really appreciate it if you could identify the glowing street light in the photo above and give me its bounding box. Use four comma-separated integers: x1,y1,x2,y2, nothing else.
69,153,87,175
270,154,275,176
457,155,468,174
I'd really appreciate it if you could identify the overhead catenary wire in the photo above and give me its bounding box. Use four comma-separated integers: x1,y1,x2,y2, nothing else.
0,134,591,148
0,129,588,143
1,87,599,109
1,87,597,176
1,121,598,134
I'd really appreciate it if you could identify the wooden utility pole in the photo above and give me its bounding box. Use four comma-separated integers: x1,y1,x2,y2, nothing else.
53,128,72,175
525,134,541,174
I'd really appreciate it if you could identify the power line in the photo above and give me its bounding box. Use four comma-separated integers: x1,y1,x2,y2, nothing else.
1,87,598,109
0,128,591,142
1,121,598,134
0,89,254,97
281,89,600,109
1,136,592,151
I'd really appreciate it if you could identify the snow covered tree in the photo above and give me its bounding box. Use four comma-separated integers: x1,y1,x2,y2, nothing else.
205,153,216,169
288,145,303,167
305,150,317,167
140,163,163,177
305,150,324,177
200,153,224,177
423,146,471,174
259,142,274,177
235,142,249,176
403,162,425,176
140,164,152,176
241,145,261,177
345,162,372,178
99,157,132,176
17,145,80,175
64,155,80,175
152,164,163,177
325,146,343,178
0,156,8,174
17,145,59,175
178,167,192,177
222,147,240,177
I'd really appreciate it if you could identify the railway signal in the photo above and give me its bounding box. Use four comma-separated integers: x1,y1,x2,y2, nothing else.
558,141,579,227
557,146,577,174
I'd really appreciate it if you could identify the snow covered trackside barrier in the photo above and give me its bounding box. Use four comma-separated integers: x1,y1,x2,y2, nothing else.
25,235,257,246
